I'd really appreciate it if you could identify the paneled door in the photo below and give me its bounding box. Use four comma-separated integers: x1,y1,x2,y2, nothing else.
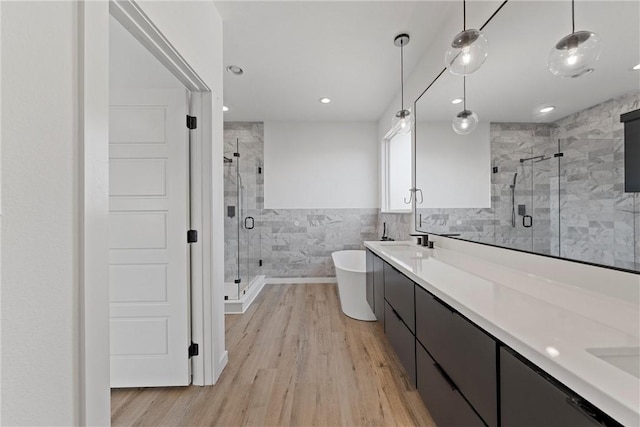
108,89,190,387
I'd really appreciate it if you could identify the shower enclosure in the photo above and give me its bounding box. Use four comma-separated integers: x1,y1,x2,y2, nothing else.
224,137,262,301
493,140,558,256
491,138,638,270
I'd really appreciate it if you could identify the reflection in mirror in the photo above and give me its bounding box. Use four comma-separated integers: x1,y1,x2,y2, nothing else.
414,1,640,271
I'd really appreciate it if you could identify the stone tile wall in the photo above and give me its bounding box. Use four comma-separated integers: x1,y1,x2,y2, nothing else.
378,212,413,241
551,90,640,270
414,90,639,270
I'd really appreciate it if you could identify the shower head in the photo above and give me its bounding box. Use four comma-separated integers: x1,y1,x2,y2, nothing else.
510,172,518,188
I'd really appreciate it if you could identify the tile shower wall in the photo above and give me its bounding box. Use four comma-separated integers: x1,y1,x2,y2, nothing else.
490,123,557,255
415,90,639,270
551,90,639,270
224,122,381,280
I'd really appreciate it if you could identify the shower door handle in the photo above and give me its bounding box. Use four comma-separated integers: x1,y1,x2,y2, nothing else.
244,216,255,230
523,215,533,228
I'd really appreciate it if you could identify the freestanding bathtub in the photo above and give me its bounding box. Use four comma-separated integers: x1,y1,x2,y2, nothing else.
331,250,376,321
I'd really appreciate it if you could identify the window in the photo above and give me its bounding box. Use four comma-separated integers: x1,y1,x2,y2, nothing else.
382,130,412,213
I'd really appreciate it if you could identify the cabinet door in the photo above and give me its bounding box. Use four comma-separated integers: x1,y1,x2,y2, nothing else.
415,286,498,427
366,250,374,312
384,301,416,385
373,255,385,325
416,342,485,427
500,347,604,427
383,263,415,333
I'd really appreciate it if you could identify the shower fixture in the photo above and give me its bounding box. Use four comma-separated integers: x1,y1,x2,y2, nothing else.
391,33,413,134
520,155,549,163
548,0,602,78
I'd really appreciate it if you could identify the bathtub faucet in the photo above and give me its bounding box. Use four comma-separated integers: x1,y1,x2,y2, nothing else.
380,222,394,241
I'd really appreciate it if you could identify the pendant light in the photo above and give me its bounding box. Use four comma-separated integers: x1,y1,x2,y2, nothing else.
444,0,489,76
452,76,478,135
548,0,602,78
391,33,412,134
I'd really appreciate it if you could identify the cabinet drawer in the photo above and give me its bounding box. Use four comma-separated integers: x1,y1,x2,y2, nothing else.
366,250,374,312
373,255,385,325
416,343,485,427
384,301,416,385
500,347,608,427
415,286,497,427
383,263,415,332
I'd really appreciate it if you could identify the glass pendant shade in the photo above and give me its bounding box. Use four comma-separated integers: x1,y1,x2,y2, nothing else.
445,29,489,75
452,109,478,135
547,30,602,78
392,109,413,134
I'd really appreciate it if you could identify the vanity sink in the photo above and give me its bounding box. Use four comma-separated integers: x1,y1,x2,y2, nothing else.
586,347,640,379
377,241,414,247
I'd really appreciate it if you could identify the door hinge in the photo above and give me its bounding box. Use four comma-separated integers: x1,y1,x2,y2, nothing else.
259,259,263,267
554,152,564,157
258,166,262,174
187,230,198,243
233,152,240,157
188,341,199,358
186,115,197,130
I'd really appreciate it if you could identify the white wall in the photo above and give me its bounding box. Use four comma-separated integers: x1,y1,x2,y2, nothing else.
1,2,80,424
416,122,491,208
264,121,378,209
1,1,224,424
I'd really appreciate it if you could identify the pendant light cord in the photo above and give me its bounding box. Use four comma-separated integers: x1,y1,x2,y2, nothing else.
400,41,405,111
463,76,467,110
571,0,575,33
463,0,466,31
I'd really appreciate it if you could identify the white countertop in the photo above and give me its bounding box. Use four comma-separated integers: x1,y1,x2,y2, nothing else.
365,240,640,426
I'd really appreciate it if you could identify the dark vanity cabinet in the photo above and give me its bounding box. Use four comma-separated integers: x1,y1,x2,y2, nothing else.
365,250,618,427
500,347,616,427
365,250,385,326
416,343,485,427
366,250,374,311
383,263,415,333
415,285,497,427
383,262,416,385
384,301,416,384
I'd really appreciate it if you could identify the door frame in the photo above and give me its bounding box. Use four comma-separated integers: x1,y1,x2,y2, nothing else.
78,1,225,424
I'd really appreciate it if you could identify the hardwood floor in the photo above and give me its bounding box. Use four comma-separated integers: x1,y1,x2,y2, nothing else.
111,283,435,426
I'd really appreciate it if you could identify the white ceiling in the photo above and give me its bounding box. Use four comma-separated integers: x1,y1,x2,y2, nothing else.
415,1,640,124
215,1,456,122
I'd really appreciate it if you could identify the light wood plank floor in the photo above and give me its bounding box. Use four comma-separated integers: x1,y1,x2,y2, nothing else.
111,283,436,426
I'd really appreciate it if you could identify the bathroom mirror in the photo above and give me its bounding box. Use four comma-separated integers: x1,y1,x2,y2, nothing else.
414,0,640,271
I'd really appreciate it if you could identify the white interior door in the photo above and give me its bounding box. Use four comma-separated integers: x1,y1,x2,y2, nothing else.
108,88,191,387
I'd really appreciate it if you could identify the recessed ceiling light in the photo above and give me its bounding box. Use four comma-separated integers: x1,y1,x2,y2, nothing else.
451,98,463,105
222,105,229,112
633,63,640,71
319,97,331,104
226,65,244,75
539,106,555,113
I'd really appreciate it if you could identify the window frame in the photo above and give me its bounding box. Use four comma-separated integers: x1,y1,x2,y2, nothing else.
381,126,413,214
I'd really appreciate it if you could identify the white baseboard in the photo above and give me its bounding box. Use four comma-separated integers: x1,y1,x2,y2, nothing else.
224,275,266,314
265,277,337,284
